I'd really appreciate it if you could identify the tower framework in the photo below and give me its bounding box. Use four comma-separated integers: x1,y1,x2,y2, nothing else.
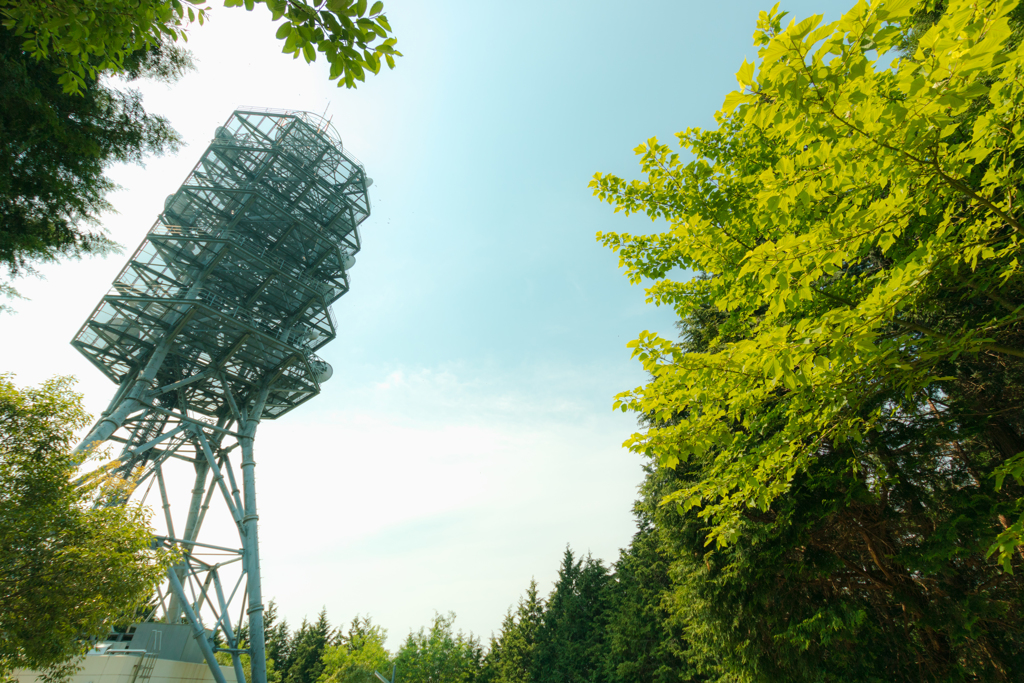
72,108,371,683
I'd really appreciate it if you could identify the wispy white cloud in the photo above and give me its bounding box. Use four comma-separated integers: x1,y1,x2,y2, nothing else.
251,360,647,646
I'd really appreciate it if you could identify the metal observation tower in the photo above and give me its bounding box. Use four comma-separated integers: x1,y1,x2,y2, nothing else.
72,108,370,683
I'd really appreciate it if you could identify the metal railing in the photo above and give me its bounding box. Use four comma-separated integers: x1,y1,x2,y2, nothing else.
150,223,345,301
233,106,365,169
102,281,332,353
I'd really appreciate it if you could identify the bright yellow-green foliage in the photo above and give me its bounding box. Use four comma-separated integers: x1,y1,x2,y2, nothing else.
319,622,390,683
0,375,174,674
215,651,284,683
0,0,400,94
592,0,1024,565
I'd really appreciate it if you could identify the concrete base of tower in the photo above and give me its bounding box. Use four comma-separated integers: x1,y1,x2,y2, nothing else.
12,624,238,683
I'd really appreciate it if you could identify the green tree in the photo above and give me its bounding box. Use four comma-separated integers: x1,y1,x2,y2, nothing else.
532,549,611,683
265,600,294,674
592,0,1024,584
478,613,512,683
484,580,545,683
0,374,173,675
287,609,332,683
215,643,284,683
393,612,482,683
215,607,284,683
0,0,401,95
648,285,1024,680
282,618,309,683
0,25,185,289
591,0,1024,678
602,514,698,683
500,581,543,683
319,616,391,683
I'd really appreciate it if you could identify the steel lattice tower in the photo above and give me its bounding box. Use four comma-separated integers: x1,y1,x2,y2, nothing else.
72,108,371,683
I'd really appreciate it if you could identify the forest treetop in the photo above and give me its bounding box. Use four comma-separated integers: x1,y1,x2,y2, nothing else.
592,0,1024,565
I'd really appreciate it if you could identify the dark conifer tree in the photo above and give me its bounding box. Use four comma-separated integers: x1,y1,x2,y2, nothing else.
603,516,700,683
286,610,331,683
478,615,510,683
281,618,308,683
483,580,546,683
501,580,543,683
533,548,611,683
264,600,292,671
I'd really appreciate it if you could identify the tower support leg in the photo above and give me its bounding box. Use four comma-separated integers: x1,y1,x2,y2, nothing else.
167,458,211,623
241,430,266,683
241,386,271,683
167,568,228,683
74,310,196,455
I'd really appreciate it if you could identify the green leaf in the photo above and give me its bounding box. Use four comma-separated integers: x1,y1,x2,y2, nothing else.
877,0,919,20
722,90,754,114
283,29,298,52
736,58,756,88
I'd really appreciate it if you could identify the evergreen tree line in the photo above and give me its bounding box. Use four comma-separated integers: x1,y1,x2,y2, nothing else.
237,419,1024,683
230,528,691,683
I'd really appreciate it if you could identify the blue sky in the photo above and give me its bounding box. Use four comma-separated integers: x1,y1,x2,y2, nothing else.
2,0,853,647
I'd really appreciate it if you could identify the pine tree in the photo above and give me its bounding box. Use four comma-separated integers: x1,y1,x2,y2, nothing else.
496,580,543,683
478,622,507,683
533,549,611,683
285,610,331,683
282,618,308,680
602,515,699,683
264,601,292,669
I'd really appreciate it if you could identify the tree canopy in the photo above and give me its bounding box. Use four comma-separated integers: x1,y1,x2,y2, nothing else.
592,0,1024,568
0,0,400,95
587,0,1024,678
392,613,483,683
0,375,173,675
532,548,611,683
319,616,391,683
481,580,543,683
0,26,185,281
287,609,333,683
